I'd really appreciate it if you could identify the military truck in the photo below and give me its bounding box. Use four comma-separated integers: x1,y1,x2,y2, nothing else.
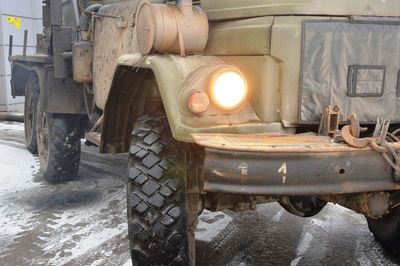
9,0,400,264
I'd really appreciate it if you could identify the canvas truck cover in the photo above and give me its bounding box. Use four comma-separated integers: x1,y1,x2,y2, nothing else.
299,17,400,123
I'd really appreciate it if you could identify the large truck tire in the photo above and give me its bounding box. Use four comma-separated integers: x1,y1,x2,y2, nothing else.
24,74,39,154
36,103,81,183
127,115,196,266
367,205,400,254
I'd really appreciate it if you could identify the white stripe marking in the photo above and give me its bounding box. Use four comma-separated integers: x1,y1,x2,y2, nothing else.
291,231,313,266
272,209,284,222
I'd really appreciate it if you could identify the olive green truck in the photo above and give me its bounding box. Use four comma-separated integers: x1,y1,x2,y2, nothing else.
9,0,400,264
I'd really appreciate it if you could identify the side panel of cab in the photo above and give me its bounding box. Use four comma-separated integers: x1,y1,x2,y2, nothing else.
202,0,400,20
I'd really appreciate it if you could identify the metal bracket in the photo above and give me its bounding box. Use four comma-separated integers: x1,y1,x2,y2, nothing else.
85,115,103,147
318,105,340,137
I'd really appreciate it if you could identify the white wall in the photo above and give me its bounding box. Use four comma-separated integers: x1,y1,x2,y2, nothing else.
0,0,43,112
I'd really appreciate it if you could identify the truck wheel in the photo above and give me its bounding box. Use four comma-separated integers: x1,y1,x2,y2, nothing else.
36,104,81,182
127,116,196,266
367,206,400,254
24,74,39,154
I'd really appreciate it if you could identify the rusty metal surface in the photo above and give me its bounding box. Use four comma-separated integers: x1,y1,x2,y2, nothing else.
341,125,373,149
341,118,400,180
322,192,390,219
341,121,400,153
318,105,339,137
203,148,399,196
348,113,367,138
72,41,94,83
192,133,371,153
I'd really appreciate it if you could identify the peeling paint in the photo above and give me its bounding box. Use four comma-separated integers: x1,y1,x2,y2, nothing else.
278,162,287,183
238,162,248,176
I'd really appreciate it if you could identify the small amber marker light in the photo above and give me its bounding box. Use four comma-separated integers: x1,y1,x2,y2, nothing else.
188,91,210,114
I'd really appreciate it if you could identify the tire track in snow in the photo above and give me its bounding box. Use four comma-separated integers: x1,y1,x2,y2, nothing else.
34,184,127,265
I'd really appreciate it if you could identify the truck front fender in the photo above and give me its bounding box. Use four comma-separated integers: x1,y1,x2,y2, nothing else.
100,54,276,153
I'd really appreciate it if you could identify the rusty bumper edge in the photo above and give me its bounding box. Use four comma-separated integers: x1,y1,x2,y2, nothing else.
203,148,400,196
192,133,371,153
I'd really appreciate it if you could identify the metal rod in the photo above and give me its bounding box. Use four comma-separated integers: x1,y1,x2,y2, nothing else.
8,35,13,59
61,51,73,59
85,11,119,19
23,30,28,57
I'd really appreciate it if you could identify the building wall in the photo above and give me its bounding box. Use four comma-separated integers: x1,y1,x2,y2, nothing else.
0,0,43,112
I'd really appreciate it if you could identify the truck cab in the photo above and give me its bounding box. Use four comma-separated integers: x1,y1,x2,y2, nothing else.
9,0,400,265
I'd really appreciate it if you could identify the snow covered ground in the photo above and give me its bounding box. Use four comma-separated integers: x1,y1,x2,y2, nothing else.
0,121,399,266
0,121,232,266
0,121,132,265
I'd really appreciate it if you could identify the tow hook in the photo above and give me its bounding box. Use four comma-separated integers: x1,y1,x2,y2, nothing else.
341,114,400,181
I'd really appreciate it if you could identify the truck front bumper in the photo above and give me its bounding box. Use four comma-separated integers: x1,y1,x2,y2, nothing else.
192,133,400,195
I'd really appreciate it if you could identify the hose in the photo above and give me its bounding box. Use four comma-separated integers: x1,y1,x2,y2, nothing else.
79,4,102,33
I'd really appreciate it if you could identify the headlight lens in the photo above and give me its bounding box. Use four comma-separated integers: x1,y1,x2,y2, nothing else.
210,69,247,110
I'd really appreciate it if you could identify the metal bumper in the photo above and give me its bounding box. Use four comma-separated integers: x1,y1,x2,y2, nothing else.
192,133,400,195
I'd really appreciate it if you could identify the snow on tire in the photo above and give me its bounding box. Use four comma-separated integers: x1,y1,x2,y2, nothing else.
36,103,81,183
24,73,39,154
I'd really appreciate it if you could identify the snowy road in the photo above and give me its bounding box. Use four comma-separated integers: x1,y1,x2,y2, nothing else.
0,121,400,265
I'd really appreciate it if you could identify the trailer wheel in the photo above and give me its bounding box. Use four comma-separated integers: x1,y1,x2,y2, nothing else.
24,74,39,154
367,205,400,254
36,103,81,182
127,115,197,266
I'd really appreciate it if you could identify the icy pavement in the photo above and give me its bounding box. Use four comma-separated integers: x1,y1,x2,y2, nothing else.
0,121,232,266
0,122,131,266
0,121,400,266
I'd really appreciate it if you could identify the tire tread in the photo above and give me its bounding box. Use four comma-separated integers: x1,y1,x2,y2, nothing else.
127,115,189,265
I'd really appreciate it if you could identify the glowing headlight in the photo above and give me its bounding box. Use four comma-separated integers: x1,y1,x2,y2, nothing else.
210,69,247,110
